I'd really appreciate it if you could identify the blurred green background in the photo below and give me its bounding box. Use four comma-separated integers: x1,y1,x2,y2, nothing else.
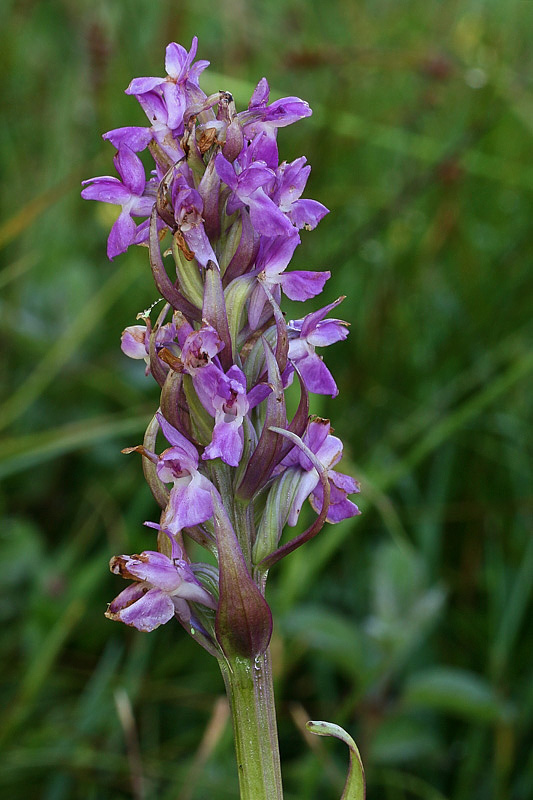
1,1,532,798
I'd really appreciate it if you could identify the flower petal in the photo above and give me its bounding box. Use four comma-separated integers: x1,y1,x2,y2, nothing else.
157,412,199,463
310,480,360,523
298,297,345,338
121,325,149,359
126,76,165,95
214,153,238,190
174,563,217,608
107,211,137,259
182,223,218,268
237,163,275,196
289,198,329,230
161,81,186,130
294,353,338,397
279,270,330,301
166,475,214,531
287,469,320,526
165,41,189,78
249,77,270,108
115,587,176,631
248,189,294,237
103,126,153,152
309,320,349,348
329,469,361,496
203,418,243,467
114,145,146,196
81,177,131,205
119,551,181,592
108,582,146,614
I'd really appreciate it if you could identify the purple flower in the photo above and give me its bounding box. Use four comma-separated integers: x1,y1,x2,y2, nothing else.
156,414,216,532
81,145,156,258
215,153,294,238
216,147,327,238
180,323,224,374
121,317,178,370
272,157,329,231
126,37,209,133
126,413,216,534
247,232,331,329
280,418,360,525
193,364,270,467
132,90,186,163
85,40,361,638
106,537,216,632
172,165,218,267
239,78,312,140
238,129,279,171
287,298,349,397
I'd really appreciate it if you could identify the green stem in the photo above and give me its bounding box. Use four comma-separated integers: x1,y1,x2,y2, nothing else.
233,498,253,566
219,649,284,800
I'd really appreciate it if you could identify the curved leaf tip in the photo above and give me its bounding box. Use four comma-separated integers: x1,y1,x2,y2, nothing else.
306,720,365,800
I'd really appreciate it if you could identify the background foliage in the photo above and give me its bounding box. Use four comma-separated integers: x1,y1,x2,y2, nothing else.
1,1,532,798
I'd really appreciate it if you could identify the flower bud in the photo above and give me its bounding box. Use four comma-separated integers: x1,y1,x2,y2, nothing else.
171,233,205,308
252,467,300,564
212,492,273,658
222,119,244,162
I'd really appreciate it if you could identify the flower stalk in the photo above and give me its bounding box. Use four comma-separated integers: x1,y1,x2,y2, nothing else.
220,652,283,800
83,36,362,799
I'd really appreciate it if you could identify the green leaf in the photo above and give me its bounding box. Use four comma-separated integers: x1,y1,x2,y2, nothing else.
282,606,372,680
403,667,514,723
306,720,365,800
369,715,440,765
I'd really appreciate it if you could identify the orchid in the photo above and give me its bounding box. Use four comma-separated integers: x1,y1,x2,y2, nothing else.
273,156,329,230
247,232,331,329
239,77,312,139
126,37,209,131
83,39,363,800
287,297,350,397
192,363,270,467
120,315,177,370
279,417,361,526
106,543,216,632
141,412,216,533
81,145,156,258
215,153,294,238
180,322,225,373
171,163,219,266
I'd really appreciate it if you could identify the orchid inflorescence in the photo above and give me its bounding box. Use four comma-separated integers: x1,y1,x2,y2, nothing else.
83,37,360,661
